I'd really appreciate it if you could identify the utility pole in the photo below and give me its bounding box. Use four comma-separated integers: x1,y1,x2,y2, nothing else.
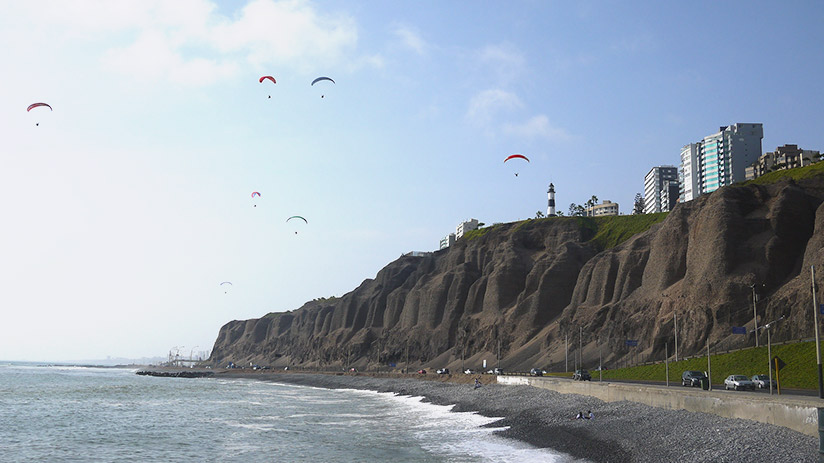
579,326,583,369
751,283,760,347
812,265,823,398
665,343,669,387
565,333,568,372
706,340,712,391
405,338,409,374
674,312,678,362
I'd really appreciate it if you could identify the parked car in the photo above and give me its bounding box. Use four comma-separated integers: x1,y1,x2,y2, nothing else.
417,369,427,374
529,368,544,377
751,374,777,389
724,375,756,391
436,368,450,375
681,370,707,387
572,369,591,381
486,368,504,375
464,369,475,374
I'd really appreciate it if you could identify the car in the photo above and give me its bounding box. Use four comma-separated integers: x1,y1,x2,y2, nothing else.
436,368,450,375
572,369,591,381
724,375,756,391
464,369,475,374
486,368,504,375
417,369,426,374
529,368,543,376
681,370,707,387
751,374,777,389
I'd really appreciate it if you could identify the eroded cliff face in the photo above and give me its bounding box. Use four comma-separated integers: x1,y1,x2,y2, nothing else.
209,177,824,371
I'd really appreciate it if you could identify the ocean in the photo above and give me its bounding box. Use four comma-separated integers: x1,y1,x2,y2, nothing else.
0,364,567,462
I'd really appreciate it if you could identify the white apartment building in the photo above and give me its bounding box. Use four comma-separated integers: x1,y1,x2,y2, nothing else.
455,219,479,239
439,233,456,250
679,143,700,202
586,200,619,217
644,166,678,214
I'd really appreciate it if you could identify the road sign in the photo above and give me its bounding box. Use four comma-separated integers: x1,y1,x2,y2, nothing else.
819,303,824,315
625,339,638,347
773,356,786,371
731,326,747,334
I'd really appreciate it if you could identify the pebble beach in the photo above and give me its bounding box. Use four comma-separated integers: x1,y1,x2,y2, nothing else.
223,372,819,463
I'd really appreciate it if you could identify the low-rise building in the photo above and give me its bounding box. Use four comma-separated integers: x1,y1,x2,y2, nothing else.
456,219,479,239
585,200,619,217
439,233,456,250
745,144,820,180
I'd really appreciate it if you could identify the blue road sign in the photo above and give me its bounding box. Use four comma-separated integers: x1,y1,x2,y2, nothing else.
732,326,747,334
625,339,638,347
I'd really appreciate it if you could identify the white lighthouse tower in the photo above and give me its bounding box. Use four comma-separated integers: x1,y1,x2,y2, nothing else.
547,183,556,217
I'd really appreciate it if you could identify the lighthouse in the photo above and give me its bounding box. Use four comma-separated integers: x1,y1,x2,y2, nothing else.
547,183,556,216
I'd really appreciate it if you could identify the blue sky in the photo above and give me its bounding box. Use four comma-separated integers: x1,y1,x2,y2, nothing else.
2,1,822,361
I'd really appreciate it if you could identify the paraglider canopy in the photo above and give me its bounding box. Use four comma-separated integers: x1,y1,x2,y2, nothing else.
27,103,52,112
504,154,529,177
504,154,529,163
251,191,261,207
259,76,276,84
311,77,335,86
220,281,232,294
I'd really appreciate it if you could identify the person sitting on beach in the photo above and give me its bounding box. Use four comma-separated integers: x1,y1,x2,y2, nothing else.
586,410,593,419
575,411,584,419
474,378,482,389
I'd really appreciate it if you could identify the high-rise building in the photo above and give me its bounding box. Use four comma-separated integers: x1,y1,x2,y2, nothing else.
644,166,678,214
585,200,619,217
681,123,764,201
679,143,700,202
660,181,679,212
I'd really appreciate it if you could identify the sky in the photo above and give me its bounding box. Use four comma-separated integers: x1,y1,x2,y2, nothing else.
2,1,823,362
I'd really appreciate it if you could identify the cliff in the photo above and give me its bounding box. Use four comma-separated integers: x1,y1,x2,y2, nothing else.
208,173,824,372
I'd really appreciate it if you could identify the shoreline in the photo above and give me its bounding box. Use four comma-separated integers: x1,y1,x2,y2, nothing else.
210,371,817,462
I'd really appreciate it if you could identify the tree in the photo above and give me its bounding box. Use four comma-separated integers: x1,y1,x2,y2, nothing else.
585,195,599,209
569,203,586,217
535,211,545,219
632,193,645,215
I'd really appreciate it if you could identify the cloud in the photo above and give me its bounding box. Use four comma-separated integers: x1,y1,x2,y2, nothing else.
392,25,427,56
476,43,526,84
503,115,571,141
9,0,367,85
466,89,523,125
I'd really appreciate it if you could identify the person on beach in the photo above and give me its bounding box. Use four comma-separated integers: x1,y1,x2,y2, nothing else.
474,378,482,389
586,410,593,419
575,411,584,419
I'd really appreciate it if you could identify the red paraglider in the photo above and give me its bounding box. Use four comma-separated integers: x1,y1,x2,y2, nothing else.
504,154,529,177
27,103,52,112
503,154,529,163
259,76,276,84
251,191,261,207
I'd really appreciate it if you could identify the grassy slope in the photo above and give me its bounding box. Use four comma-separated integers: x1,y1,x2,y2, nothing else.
546,340,823,390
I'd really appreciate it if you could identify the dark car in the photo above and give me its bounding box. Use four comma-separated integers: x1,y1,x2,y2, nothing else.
436,368,450,375
682,370,707,387
573,369,591,381
529,368,544,377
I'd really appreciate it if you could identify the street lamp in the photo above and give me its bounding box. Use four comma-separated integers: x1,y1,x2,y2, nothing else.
756,315,785,395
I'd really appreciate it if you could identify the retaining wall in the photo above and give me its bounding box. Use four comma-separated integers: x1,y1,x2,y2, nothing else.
498,375,821,437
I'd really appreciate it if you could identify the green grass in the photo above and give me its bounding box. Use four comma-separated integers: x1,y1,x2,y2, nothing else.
568,213,669,250
588,340,823,389
740,159,824,186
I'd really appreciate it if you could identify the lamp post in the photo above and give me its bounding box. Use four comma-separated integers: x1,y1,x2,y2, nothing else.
812,265,823,398
756,316,785,395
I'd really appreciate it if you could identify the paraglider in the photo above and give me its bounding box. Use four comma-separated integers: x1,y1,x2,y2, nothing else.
286,215,307,234
251,191,261,207
220,281,232,294
27,102,52,126
259,76,276,98
311,77,335,98
504,154,529,176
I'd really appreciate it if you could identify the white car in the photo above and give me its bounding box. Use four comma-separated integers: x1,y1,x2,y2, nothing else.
724,374,756,391
751,374,777,389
